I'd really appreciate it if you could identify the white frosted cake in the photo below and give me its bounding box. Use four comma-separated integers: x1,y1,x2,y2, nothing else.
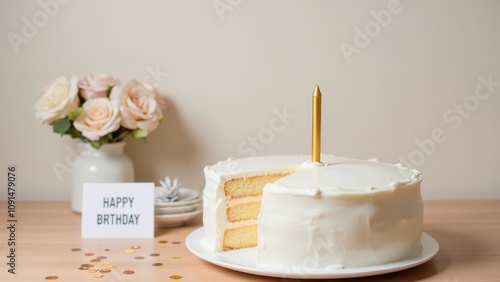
202,154,423,269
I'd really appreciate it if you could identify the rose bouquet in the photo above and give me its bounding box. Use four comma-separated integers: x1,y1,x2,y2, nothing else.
35,74,165,149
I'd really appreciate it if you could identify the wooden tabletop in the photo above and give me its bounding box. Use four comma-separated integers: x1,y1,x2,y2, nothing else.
0,201,499,281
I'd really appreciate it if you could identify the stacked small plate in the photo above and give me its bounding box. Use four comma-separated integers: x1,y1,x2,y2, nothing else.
154,187,202,228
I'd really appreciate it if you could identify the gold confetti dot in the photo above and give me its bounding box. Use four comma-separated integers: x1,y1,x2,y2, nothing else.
45,275,59,280
134,256,145,260
171,256,181,260
78,266,89,271
91,273,104,278
71,248,81,252
172,241,181,245
90,259,101,263
104,248,111,252
106,264,117,269
158,240,168,244
123,270,135,275
96,256,107,260
99,269,111,273
101,261,112,266
170,275,183,280
149,253,160,257
152,262,163,266
87,267,99,273
84,252,95,256
124,249,135,254
131,245,141,249
81,264,94,268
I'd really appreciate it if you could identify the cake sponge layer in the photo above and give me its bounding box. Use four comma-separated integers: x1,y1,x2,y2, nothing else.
223,225,258,251
224,173,290,199
227,201,261,222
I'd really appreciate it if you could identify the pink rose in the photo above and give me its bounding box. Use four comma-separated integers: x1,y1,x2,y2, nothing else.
110,79,163,133
73,97,121,141
78,74,119,100
35,75,79,124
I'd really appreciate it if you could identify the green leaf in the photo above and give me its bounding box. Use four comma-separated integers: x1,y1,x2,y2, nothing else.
112,129,129,142
53,118,71,136
131,128,148,139
106,85,115,97
88,136,109,149
68,107,83,120
67,127,80,138
89,140,102,149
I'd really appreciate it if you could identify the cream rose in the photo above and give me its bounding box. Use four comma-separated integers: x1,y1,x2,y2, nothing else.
145,83,166,109
73,97,121,141
35,75,79,124
110,79,163,133
78,74,119,100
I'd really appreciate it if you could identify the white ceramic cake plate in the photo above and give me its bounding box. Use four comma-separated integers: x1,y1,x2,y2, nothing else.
186,227,439,279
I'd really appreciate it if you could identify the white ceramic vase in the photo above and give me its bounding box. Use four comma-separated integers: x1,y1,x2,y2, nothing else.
71,142,135,213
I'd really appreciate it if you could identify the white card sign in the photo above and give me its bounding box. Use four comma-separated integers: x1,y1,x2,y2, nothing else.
81,182,154,238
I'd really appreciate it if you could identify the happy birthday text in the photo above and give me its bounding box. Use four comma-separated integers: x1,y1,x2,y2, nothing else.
97,197,140,225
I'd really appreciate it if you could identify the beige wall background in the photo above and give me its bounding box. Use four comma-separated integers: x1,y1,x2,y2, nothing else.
1,0,499,201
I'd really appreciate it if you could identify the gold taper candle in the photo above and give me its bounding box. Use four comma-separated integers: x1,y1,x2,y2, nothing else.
312,85,322,162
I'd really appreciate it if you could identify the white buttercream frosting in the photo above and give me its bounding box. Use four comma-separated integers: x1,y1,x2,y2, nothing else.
202,154,423,269
203,155,312,251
